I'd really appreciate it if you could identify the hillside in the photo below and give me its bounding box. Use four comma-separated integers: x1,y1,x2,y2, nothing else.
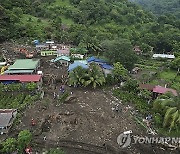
0,0,180,53
129,0,180,18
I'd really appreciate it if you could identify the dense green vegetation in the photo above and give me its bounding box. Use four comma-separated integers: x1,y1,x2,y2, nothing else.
130,0,180,18
0,0,179,55
69,63,105,88
0,91,39,110
1,130,32,153
153,93,180,132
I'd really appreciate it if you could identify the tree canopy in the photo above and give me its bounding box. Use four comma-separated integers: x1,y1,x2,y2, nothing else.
0,0,179,54
102,39,138,70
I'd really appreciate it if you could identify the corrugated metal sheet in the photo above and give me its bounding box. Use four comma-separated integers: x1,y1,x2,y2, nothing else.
8,59,40,70
68,62,89,72
0,75,42,82
5,70,34,74
153,86,178,96
100,64,113,70
53,56,70,62
74,60,88,65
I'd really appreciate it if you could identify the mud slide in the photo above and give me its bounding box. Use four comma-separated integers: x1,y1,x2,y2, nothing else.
34,138,128,154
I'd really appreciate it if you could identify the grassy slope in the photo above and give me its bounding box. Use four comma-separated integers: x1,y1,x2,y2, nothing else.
20,0,74,34
51,0,74,25
54,0,70,6
20,14,50,38
20,14,49,27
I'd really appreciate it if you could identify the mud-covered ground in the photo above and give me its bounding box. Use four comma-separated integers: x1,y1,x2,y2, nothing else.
0,42,179,154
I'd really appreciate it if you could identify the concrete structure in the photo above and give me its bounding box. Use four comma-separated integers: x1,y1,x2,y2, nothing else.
0,109,17,134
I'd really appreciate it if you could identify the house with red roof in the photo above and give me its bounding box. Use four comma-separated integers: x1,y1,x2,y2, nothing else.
153,85,178,96
139,84,178,98
0,75,43,89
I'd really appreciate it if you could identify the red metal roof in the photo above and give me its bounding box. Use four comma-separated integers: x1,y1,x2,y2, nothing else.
153,86,178,96
0,75,42,82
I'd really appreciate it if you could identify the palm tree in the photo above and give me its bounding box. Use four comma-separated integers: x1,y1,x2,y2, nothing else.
153,93,180,132
68,66,87,86
68,64,105,88
84,64,105,88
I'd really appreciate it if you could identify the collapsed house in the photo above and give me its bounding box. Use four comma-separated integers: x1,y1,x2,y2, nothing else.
0,109,17,134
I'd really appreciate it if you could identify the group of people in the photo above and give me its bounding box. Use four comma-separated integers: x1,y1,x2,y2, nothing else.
53,85,65,99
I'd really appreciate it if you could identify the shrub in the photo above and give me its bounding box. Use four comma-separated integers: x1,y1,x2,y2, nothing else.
105,74,116,85
58,92,70,104
154,113,163,127
47,148,65,154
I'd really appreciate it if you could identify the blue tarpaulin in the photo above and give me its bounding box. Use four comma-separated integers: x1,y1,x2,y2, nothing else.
33,40,39,45
1,80,17,84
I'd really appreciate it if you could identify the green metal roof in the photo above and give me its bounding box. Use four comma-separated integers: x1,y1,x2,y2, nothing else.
53,56,70,62
5,69,34,74
8,59,40,70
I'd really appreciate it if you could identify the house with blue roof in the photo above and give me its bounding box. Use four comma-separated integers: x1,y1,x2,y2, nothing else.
74,60,88,65
87,56,106,65
100,64,114,77
68,62,89,72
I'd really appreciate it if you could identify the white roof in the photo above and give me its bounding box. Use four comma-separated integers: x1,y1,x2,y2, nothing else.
35,44,47,48
153,54,175,59
52,46,57,49
0,62,6,66
46,41,54,44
